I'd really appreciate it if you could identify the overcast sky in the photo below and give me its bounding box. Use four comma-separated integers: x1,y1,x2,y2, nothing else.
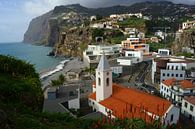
0,0,195,43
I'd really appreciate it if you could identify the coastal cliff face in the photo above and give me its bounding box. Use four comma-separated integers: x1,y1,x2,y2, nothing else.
55,27,91,57
172,30,195,55
23,11,52,45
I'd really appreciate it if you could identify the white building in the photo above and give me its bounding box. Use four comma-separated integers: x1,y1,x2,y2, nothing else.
152,57,195,83
158,49,170,56
129,13,143,18
155,30,166,40
117,50,143,66
89,53,180,125
83,44,121,67
160,78,195,105
181,96,195,122
182,20,195,30
90,23,105,29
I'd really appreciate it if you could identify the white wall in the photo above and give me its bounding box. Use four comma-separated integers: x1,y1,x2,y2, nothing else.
182,99,195,122
152,60,157,83
160,83,170,99
158,49,170,56
111,66,123,74
68,98,80,110
89,99,99,111
160,70,185,82
125,51,143,61
163,105,180,125
117,58,132,66
96,68,113,102
84,44,121,57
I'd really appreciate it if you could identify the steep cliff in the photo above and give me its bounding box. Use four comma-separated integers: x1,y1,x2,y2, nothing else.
55,26,91,57
23,11,52,45
172,29,195,55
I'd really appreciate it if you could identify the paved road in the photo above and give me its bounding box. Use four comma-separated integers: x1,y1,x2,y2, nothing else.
134,61,159,95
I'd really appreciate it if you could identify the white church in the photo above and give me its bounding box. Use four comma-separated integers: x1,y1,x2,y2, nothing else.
89,53,180,125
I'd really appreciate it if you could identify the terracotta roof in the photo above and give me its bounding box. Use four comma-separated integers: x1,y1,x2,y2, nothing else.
162,79,195,89
89,92,96,100
90,83,171,120
184,96,195,105
180,80,195,89
162,78,176,86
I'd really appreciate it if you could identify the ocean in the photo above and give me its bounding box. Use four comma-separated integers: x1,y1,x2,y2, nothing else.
0,42,65,73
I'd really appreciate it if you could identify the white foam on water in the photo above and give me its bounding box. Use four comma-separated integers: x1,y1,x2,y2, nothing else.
40,59,70,79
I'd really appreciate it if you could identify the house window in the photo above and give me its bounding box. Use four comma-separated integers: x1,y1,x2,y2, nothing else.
167,73,170,77
180,74,183,77
190,90,193,93
171,74,174,77
161,85,163,90
170,114,174,122
176,74,178,77
163,73,165,76
190,105,194,112
185,102,188,108
172,66,174,70
106,78,109,86
167,66,170,70
107,72,109,76
98,78,101,86
176,66,178,70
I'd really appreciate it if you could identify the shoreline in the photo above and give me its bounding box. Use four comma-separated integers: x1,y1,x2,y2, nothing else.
40,59,70,79
41,57,87,89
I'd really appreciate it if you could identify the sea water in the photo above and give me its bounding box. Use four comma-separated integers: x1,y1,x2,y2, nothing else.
0,42,66,73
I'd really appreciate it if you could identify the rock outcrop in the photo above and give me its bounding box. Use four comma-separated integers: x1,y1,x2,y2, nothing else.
55,27,91,57
172,30,195,55
23,11,52,45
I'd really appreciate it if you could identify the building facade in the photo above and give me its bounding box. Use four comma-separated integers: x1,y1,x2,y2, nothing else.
83,44,121,67
181,96,195,122
117,50,143,66
152,57,195,83
160,78,195,106
121,37,149,55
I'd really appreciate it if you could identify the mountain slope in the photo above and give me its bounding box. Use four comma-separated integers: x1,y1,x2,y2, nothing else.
23,1,195,46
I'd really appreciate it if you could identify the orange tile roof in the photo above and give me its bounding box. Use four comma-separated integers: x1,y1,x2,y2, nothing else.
89,92,96,100
180,80,195,89
90,83,171,120
184,96,195,105
162,79,195,89
162,78,176,86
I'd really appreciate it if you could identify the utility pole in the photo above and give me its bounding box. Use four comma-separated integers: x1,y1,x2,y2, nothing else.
153,27,170,48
